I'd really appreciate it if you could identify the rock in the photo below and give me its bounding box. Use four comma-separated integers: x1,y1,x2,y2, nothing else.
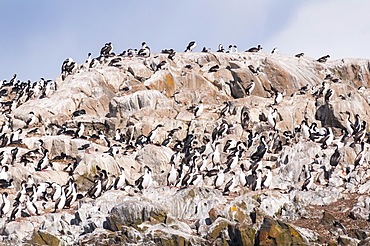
320,211,336,225
29,230,63,246
110,90,173,117
256,217,305,246
135,145,173,176
1,221,35,241
3,50,370,245
207,217,234,240
347,228,367,240
337,235,360,246
106,199,167,231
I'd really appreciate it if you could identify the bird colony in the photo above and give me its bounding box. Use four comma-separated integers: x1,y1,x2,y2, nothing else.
0,41,370,245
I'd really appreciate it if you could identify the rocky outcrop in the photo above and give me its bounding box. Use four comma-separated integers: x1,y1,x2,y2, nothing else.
1,49,370,245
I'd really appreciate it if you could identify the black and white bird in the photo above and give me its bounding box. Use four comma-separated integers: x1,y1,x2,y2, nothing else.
223,172,237,195
301,170,314,191
251,136,267,162
25,195,39,216
252,169,263,191
317,55,330,63
354,142,366,167
344,111,355,136
61,58,75,75
26,112,37,127
10,128,22,144
75,122,85,138
85,52,92,66
64,182,77,208
147,124,164,144
354,114,361,134
100,42,113,56
271,47,278,54
246,45,262,52
185,41,197,52
0,192,10,217
295,53,304,58
72,109,86,117
161,134,173,147
262,166,272,189
237,167,247,187
212,142,221,165
53,186,66,212
0,165,9,182
214,166,225,190
87,179,102,198
353,121,367,144
193,101,204,118
274,90,285,105
36,149,50,171
324,88,334,102
138,42,150,57
217,44,225,52
113,167,126,190
267,107,278,129
329,144,340,167
135,165,153,190
167,162,178,187
51,182,62,202
245,81,255,95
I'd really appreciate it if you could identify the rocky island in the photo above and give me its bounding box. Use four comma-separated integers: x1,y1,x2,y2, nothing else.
0,44,370,245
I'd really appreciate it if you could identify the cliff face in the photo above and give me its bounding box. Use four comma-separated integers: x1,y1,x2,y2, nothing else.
1,50,370,245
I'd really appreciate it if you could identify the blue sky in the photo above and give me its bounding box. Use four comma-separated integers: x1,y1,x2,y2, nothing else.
1,0,369,82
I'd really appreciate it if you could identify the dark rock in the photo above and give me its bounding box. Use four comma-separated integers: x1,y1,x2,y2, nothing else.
29,230,62,246
106,200,167,231
320,211,336,225
256,217,305,246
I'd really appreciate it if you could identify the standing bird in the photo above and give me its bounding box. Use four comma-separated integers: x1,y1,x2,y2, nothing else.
147,124,164,144
271,47,278,54
193,101,204,118
274,90,285,105
223,172,237,195
167,163,178,187
354,142,366,167
113,167,126,190
212,142,221,166
86,179,102,198
329,144,340,167
0,192,10,217
185,41,197,52
25,195,39,216
252,169,263,191
353,121,367,144
267,108,278,130
262,166,272,189
353,114,361,134
324,88,334,102
301,171,314,191
344,111,355,136
100,42,113,56
251,136,267,162
217,44,225,52
135,166,153,190
214,166,225,190
245,81,255,95
53,186,66,212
